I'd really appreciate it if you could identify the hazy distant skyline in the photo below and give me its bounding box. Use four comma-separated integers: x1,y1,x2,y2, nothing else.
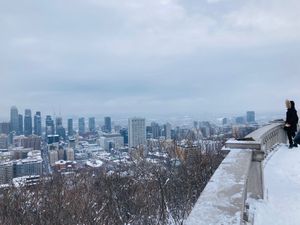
1,0,300,118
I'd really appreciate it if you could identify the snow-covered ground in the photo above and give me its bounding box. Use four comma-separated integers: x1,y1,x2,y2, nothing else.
253,144,300,225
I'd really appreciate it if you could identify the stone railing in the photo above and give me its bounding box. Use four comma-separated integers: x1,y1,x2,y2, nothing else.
185,122,286,225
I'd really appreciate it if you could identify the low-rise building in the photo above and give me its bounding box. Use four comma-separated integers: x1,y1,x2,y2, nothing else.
99,133,124,151
0,161,13,184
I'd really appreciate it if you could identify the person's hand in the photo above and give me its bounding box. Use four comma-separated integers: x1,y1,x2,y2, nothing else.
285,123,291,127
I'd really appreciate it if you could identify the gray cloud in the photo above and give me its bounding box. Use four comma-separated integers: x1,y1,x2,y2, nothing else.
1,0,300,120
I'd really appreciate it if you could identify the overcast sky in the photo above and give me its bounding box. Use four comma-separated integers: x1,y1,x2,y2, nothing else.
1,0,300,120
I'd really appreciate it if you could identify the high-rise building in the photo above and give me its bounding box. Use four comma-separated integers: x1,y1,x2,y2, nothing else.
246,111,255,123
164,123,172,140
10,106,19,134
0,122,10,135
55,117,63,132
104,117,112,133
24,109,33,136
128,118,146,148
151,122,161,139
55,117,66,140
222,118,228,126
46,115,55,136
78,117,85,135
0,134,8,149
34,112,42,136
68,119,73,136
18,114,23,135
89,117,96,132
236,116,245,124
120,128,128,145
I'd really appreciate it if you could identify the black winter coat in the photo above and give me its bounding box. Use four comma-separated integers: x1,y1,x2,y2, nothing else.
286,107,299,132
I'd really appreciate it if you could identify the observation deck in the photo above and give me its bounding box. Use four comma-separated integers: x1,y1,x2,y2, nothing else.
186,121,290,225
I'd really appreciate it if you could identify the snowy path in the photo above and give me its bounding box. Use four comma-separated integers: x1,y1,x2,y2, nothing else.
253,145,300,225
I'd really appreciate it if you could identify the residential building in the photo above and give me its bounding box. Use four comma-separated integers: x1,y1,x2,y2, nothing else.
128,118,146,148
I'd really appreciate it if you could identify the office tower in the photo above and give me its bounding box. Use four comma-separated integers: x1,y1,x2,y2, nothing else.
78,117,85,135
236,116,245,124
193,121,199,130
18,114,23,135
222,118,228,126
45,115,55,136
56,126,66,140
0,122,10,135
246,111,255,123
55,117,65,139
24,109,33,136
68,119,73,136
164,123,172,140
151,122,160,139
10,106,19,134
34,112,42,136
104,117,112,133
0,134,8,149
128,118,146,148
89,117,96,132
55,117,63,132
120,128,128,145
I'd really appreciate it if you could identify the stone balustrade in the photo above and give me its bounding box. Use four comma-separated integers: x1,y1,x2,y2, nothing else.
185,122,286,225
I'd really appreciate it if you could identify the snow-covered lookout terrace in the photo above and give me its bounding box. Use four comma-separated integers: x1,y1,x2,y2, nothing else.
186,121,291,225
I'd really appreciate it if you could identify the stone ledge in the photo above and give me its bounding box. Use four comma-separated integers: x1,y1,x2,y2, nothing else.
185,149,252,225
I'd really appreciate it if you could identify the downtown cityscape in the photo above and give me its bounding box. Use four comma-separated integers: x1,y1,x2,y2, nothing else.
0,106,258,186
1,0,300,224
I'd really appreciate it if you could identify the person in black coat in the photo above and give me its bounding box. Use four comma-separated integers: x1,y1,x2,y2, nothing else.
285,100,299,148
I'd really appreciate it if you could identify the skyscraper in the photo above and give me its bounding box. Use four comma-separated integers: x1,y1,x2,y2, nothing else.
34,112,42,136
68,119,73,136
164,123,172,140
151,122,160,139
55,117,63,134
24,109,33,136
78,117,85,135
120,128,128,145
89,117,96,132
0,122,10,135
104,117,112,133
18,114,23,135
246,111,255,123
128,118,146,148
46,115,54,136
10,106,19,134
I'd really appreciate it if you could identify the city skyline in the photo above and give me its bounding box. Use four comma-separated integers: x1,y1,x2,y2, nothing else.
0,105,285,129
1,0,299,118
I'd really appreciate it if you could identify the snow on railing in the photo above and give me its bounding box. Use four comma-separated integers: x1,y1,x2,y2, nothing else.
185,122,286,225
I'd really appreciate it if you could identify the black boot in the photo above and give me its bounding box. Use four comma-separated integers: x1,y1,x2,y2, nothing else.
289,144,294,149
294,143,298,148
